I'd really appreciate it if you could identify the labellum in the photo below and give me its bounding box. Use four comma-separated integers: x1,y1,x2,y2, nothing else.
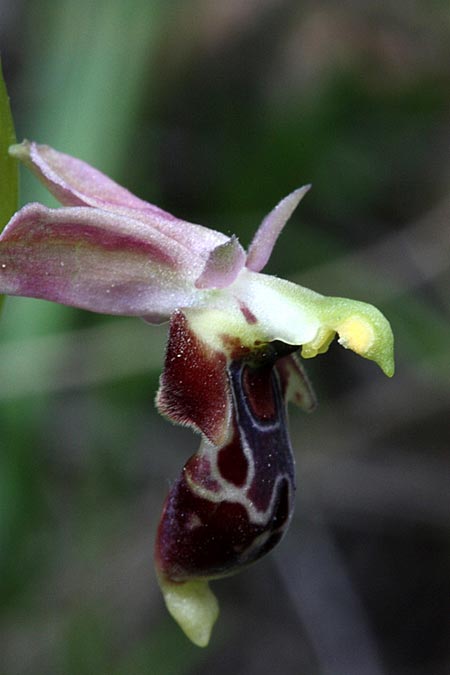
155,310,315,645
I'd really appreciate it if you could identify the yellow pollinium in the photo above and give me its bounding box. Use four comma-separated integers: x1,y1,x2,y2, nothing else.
301,317,376,361
337,316,374,354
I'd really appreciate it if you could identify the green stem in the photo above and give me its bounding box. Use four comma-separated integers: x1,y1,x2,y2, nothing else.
0,60,18,314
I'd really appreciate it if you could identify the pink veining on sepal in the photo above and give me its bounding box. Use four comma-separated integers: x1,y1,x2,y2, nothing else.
12,140,172,215
246,185,311,272
0,203,202,319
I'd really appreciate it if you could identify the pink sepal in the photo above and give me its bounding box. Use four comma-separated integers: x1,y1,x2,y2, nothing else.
0,203,201,320
10,141,229,259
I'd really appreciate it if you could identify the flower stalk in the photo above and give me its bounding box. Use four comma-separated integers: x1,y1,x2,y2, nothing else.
0,62,18,314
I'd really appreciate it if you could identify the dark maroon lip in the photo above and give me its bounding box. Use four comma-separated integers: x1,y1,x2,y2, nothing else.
155,330,296,583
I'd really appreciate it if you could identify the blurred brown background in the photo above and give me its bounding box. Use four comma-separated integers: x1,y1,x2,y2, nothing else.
1,1,449,674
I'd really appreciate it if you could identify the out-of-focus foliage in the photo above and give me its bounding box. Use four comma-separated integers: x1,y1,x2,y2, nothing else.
1,1,449,674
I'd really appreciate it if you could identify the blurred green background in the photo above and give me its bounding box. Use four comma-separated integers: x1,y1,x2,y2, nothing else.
1,1,450,674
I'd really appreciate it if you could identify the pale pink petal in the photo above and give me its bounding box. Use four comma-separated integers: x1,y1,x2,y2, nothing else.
0,203,202,320
9,141,229,258
195,236,246,289
246,186,311,272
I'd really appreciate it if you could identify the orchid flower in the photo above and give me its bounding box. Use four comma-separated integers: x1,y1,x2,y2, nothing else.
0,141,394,646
